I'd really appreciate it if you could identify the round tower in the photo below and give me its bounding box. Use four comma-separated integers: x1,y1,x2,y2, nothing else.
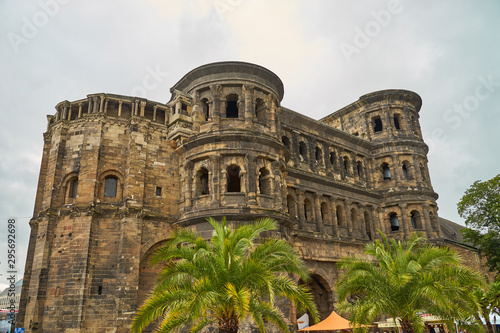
170,62,290,225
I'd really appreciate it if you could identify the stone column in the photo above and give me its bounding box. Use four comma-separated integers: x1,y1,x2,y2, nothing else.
87,97,92,114
246,153,257,205
118,101,123,117
92,96,99,113
153,106,158,122
210,85,221,130
422,203,433,239
104,98,108,115
268,97,277,134
391,154,401,186
140,101,146,117
314,193,324,233
78,103,82,118
292,131,300,167
99,95,105,113
400,203,409,238
243,85,254,128
345,200,353,236
297,190,305,229
210,154,221,208
330,197,339,238
184,162,194,210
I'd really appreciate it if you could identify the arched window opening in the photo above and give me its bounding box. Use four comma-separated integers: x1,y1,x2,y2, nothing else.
258,168,272,195
197,168,209,196
364,211,371,239
227,165,241,192
356,161,363,178
321,202,329,223
336,205,344,226
287,195,296,218
343,157,350,176
382,163,392,180
201,98,209,121
389,213,399,231
329,151,336,168
299,142,307,162
410,210,421,229
351,208,359,230
104,176,118,197
373,116,383,133
315,147,322,164
68,178,78,199
394,114,401,130
226,94,239,118
304,199,313,221
255,98,266,122
282,136,291,149
402,163,409,179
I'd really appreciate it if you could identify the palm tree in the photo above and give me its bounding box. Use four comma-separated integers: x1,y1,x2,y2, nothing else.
470,282,500,333
131,217,319,333
336,232,485,333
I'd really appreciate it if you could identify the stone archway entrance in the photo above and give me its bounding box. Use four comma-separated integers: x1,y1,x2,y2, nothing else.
299,273,334,321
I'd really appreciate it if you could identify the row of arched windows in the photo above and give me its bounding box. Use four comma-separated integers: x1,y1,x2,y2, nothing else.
198,95,267,122
380,161,427,182
193,165,273,197
282,135,367,179
372,113,419,134
63,172,123,204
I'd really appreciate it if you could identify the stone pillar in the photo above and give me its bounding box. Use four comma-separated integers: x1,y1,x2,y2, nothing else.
246,153,257,205
400,203,409,238
118,101,122,117
297,190,305,229
268,97,277,134
330,197,339,238
140,101,146,117
104,98,108,115
345,200,353,236
292,131,300,167
153,106,158,121
314,193,324,233
422,203,433,238
391,154,400,186
243,85,254,128
99,95,105,113
210,154,221,208
184,162,193,210
210,85,221,130
134,100,139,116
77,103,82,118
92,96,99,113
87,97,92,114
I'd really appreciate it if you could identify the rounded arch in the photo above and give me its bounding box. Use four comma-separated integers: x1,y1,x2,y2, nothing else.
320,200,330,224
402,160,411,179
351,208,359,230
255,97,266,122
389,212,399,231
258,167,273,195
200,98,210,121
299,141,307,162
382,162,392,180
226,164,242,192
364,210,372,239
225,94,239,118
304,198,313,221
298,273,334,321
98,169,124,202
336,204,345,226
410,210,422,230
195,167,210,196
61,172,79,204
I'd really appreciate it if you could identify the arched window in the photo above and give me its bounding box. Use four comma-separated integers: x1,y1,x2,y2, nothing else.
351,208,358,230
255,98,266,122
299,142,307,162
315,147,322,164
258,168,272,195
197,168,209,196
287,195,296,218
201,98,209,121
68,177,78,199
373,116,383,133
389,213,399,231
356,161,363,178
321,202,329,223
364,211,371,239
227,165,241,192
336,205,344,226
329,151,336,168
282,136,291,149
104,176,118,197
343,156,350,176
410,210,421,229
382,163,392,180
304,199,313,221
394,114,401,130
226,94,239,118
402,162,410,179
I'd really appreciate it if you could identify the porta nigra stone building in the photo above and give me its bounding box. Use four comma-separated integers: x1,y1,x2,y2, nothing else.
18,62,483,332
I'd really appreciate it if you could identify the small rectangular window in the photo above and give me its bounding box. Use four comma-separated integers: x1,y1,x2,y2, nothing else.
156,186,162,197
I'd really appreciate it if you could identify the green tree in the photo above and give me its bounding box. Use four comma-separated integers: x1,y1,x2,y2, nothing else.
458,175,500,275
470,282,500,333
131,217,319,333
336,232,484,333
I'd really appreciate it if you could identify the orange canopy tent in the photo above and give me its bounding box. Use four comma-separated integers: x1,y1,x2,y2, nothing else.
299,310,358,331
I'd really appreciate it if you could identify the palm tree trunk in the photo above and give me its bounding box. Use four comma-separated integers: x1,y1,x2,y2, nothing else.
485,320,495,333
218,317,239,333
399,317,415,333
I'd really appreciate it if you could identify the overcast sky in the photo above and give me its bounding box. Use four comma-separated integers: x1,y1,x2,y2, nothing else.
1,0,499,290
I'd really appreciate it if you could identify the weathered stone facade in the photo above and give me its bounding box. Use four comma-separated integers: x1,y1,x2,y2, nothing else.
18,62,483,332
